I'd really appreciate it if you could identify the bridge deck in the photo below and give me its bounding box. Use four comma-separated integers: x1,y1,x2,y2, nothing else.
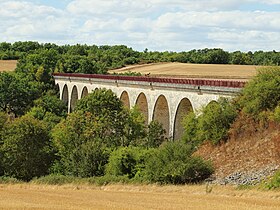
53,73,246,88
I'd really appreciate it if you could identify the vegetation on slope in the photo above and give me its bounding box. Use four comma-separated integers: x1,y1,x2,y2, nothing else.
0,41,280,186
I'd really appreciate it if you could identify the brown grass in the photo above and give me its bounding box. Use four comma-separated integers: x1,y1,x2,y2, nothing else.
109,63,261,80
0,183,280,210
0,60,17,72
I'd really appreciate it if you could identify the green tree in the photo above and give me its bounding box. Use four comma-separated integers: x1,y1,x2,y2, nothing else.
0,72,41,116
52,111,111,177
239,67,280,116
1,116,53,181
75,88,128,145
145,121,166,148
183,98,237,145
124,106,146,146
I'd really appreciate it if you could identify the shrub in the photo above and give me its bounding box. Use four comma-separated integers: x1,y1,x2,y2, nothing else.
239,67,280,117
264,170,280,190
183,98,237,145
0,176,22,184
143,141,213,184
105,147,152,179
31,174,78,185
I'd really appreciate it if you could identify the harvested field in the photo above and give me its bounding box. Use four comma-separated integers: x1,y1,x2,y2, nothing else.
0,60,17,72
109,63,261,80
0,184,280,210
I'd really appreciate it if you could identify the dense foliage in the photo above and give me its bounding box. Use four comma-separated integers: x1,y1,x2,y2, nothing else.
1,116,53,181
2,41,280,186
183,98,237,146
1,42,280,73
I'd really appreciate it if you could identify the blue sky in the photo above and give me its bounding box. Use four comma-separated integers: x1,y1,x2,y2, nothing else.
0,0,280,52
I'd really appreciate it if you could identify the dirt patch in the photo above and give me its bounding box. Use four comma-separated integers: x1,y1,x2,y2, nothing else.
0,184,280,210
109,63,261,80
0,60,17,72
195,123,280,179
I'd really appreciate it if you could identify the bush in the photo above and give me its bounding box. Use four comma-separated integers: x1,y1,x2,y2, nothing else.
0,176,22,184
183,98,237,145
31,174,78,185
264,170,280,190
239,67,280,117
143,141,213,184
105,147,152,179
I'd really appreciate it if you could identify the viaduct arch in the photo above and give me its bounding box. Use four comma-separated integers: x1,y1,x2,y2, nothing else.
54,73,244,140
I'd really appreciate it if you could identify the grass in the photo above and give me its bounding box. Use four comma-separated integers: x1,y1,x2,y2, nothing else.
0,182,280,210
109,62,260,80
0,60,17,72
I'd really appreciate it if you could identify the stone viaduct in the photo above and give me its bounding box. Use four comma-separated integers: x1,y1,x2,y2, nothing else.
53,73,245,140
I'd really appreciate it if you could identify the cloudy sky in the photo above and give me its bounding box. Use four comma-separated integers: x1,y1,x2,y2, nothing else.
0,0,280,52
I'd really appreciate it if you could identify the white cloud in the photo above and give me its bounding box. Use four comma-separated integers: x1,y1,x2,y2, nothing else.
0,0,279,51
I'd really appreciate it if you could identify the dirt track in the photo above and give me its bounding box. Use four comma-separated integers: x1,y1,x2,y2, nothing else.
0,184,279,210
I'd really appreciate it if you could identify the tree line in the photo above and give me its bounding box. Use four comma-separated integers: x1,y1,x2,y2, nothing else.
0,42,280,74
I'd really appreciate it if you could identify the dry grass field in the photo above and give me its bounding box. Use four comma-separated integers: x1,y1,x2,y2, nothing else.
110,63,261,80
0,184,280,210
0,60,17,72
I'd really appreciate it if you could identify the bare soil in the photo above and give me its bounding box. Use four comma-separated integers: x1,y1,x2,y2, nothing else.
0,60,17,72
110,63,261,80
196,122,280,179
0,184,280,210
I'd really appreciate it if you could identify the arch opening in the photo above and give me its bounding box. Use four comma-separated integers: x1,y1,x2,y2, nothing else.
173,98,194,140
135,92,148,125
120,91,130,108
70,86,78,112
62,85,69,109
81,86,89,98
153,95,170,137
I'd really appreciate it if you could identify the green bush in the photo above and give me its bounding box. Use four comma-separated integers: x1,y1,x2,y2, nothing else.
264,170,280,190
31,174,78,185
0,176,22,184
143,141,213,184
239,67,280,117
183,98,237,145
105,147,152,179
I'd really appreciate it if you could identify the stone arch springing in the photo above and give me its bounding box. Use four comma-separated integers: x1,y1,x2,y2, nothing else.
135,92,148,125
70,86,78,112
120,91,130,108
173,98,194,140
81,86,89,98
153,95,170,137
62,84,69,109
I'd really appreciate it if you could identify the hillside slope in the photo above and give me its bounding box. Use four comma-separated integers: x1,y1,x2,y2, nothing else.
195,124,280,184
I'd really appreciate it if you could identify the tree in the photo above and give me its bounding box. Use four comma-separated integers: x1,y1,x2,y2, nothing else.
145,121,166,148
1,116,53,181
239,67,280,116
183,98,237,145
75,88,128,144
0,72,41,116
52,89,129,177
124,106,146,146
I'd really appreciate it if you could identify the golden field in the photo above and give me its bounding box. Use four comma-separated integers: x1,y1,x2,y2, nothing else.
110,63,260,80
0,60,17,72
0,184,279,210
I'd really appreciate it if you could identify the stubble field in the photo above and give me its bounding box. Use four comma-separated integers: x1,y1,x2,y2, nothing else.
0,60,17,72
110,62,260,80
0,184,280,210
